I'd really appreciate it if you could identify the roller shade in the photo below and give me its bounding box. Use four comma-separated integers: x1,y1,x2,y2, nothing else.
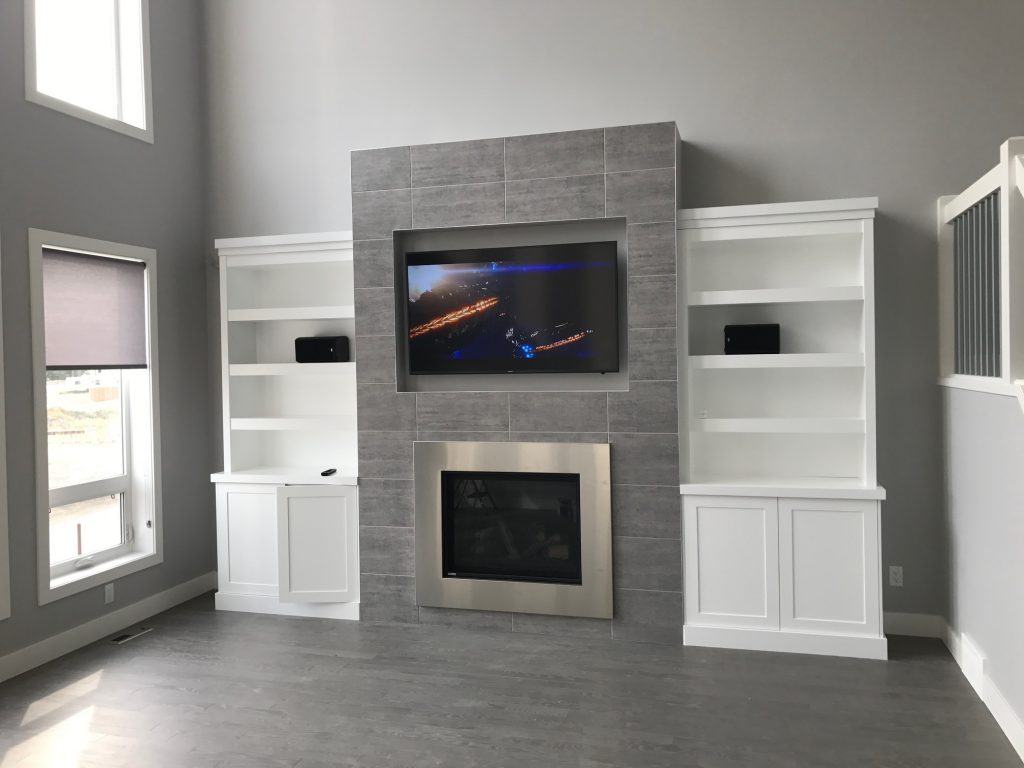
43,248,148,370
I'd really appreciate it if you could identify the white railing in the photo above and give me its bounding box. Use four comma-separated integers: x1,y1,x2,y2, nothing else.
937,138,1024,410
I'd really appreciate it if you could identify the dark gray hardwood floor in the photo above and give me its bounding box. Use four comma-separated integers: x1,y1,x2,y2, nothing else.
0,593,1018,767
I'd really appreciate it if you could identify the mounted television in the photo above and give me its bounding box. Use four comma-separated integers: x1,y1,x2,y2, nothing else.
404,241,619,375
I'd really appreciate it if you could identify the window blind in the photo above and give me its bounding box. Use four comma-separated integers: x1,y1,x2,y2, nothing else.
42,248,147,369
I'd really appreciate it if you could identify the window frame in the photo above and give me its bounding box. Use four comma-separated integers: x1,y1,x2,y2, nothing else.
0,233,9,622
29,229,162,605
24,0,154,144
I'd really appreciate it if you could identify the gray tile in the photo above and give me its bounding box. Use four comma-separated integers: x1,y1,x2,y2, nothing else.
351,146,410,192
359,574,418,623
354,335,396,384
504,128,604,180
605,122,676,173
358,479,414,527
609,432,679,486
354,287,396,337
417,431,509,443
627,275,676,329
606,168,675,224
416,392,510,431
410,138,504,187
418,607,513,631
613,537,681,592
360,526,414,576
612,484,681,539
508,432,608,444
358,431,415,479
608,381,678,433
512,612,611,639
352,188,411,240
628,328,677,381
506,174,604,223
412,182,505,228
357,383,416,431
509,392,608,433
612,588,683,644
628,222,675,277
353,239,395,289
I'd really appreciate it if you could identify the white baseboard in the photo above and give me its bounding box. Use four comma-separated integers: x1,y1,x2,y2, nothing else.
0,571,216,683
942,623,1024,765
214,591,359,620
883,611,947,638
683,624,888,660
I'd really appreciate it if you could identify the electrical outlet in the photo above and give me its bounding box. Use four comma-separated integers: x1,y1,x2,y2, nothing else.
104,583,115,604
888,566,904,587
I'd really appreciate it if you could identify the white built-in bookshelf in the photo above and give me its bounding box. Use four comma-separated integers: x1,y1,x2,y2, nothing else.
677,199,887,660
211,232,358,486
679,198,880,494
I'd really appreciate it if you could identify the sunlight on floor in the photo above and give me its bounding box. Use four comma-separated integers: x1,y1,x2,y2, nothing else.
2,705,95,768
19,671,102,727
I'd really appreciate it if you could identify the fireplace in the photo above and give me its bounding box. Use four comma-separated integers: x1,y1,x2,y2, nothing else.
415,441,612,619
442,470,583,585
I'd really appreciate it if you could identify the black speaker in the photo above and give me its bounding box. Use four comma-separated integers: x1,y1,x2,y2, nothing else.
724,324,780,355
295,336,350,363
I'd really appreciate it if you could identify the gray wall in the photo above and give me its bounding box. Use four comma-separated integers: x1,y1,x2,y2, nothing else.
352,126,681,641
0,0,213,655
203,0,1024,616
943,388,1024,721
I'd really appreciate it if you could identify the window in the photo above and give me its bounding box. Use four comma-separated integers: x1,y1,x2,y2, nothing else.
24,0,153,142
29,229,161,604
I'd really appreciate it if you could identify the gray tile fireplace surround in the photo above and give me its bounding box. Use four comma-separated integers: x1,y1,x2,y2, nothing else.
351,122,682,643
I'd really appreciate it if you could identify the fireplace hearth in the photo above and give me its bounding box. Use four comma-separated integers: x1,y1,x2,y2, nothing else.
415,441,612,619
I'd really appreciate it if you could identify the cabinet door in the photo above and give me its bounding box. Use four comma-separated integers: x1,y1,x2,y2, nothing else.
277,485,359,603
216,484,279,597
683,496,779,629
779,498,880,636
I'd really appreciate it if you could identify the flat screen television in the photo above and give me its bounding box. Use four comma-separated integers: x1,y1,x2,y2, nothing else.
404,241,619,375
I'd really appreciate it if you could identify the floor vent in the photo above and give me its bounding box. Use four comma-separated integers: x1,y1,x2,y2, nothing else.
110,626,153,645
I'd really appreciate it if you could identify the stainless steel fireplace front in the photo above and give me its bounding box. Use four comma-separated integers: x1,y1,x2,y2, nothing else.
414,440,613,619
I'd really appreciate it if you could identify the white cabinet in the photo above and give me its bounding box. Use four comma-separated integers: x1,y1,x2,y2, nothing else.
683,494,885,660
211,232,360,621
683,496,778,630
278,485,358,603
779,497,880,637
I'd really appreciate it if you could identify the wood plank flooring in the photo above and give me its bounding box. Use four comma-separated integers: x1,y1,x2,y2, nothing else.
0,594,1018,767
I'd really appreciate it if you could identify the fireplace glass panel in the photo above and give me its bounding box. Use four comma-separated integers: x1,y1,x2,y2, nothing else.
441,471,582,585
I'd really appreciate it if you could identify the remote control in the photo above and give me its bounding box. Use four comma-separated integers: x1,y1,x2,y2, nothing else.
320,468,337,476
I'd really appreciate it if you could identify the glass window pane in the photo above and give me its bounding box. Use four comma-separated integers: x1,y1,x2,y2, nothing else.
50,494,124,566
117,0,146,129
46,369,124,490
35,0,119,119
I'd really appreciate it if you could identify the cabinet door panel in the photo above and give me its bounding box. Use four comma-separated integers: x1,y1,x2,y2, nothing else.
779,498,880,635
278,485,358,603
684,496,779,629
216,484,279,596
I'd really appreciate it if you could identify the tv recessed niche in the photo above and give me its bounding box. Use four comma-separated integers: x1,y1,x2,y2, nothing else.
403,241,620,375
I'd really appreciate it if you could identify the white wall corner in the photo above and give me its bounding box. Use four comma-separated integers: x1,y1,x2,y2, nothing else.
0,571,216,683
943,626,1024,765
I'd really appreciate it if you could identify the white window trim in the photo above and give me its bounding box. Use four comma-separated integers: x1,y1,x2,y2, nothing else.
0,233,10,622
28,228,162,605
937,137,1024,410
23,0,155,144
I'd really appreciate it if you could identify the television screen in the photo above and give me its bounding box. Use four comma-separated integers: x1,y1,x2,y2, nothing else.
404,241,619,375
